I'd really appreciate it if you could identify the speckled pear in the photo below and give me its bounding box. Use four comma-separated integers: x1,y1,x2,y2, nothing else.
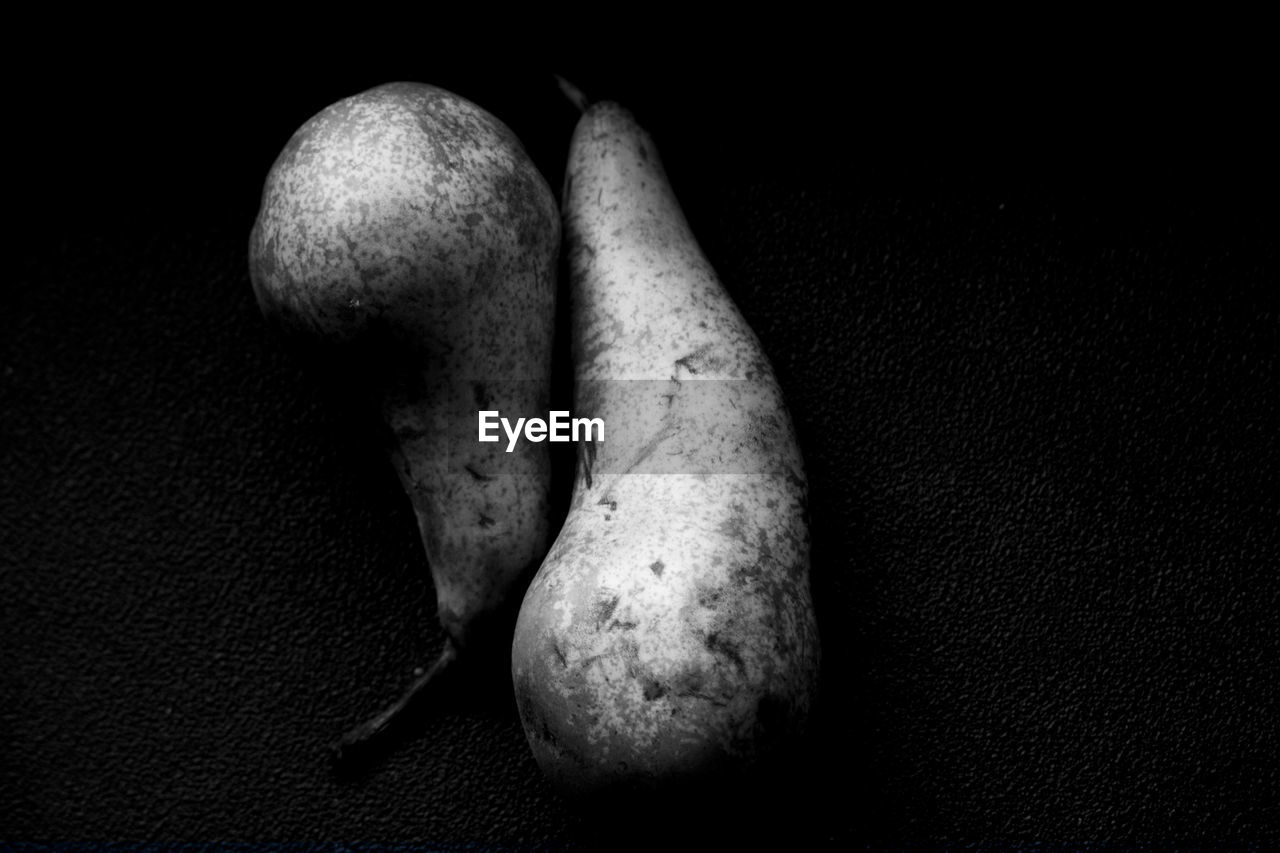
248,82,559,755
511,100,820,795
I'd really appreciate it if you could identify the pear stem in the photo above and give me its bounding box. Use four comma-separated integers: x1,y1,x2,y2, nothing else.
554,74,592,113
331,639,460,766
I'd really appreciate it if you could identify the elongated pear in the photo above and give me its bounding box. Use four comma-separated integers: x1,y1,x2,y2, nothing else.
249,82,559,756
511,99,820,795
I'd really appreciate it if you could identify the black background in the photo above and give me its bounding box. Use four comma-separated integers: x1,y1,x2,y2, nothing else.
4,23,1277,848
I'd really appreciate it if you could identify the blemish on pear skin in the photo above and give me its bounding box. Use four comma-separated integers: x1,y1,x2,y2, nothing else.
671,355,699,376
718,511,748,545
618,636,642,681
671,667,715,702
642,679,666,700
704,631,748,676
580,441,596,490
464,464,492,482
731,560,765,587
594,595,621,627
650,560,665,577
478,513,495,528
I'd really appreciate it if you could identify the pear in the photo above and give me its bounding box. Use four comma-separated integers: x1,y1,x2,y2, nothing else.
511,97,821,796
248,81,559,758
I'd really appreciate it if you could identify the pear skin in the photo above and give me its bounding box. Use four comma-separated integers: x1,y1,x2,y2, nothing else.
249,82,559,755
511,101,820,796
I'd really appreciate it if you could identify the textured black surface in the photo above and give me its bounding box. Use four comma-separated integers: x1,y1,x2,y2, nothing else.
4,35,1278,847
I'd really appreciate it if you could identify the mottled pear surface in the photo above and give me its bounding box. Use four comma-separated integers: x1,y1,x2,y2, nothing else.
512,102,820,794
250,82,559,650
